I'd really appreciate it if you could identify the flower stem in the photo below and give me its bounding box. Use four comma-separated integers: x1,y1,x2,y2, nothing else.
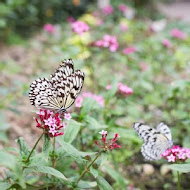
177,171,181,190
25,132,44,163
76,151,102,184
52,137,56,168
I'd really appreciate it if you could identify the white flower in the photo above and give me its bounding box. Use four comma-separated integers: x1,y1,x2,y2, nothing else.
99,130,107,135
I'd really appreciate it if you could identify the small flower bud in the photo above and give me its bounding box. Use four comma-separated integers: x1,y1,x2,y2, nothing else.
84,155,91,161
92,163,98,169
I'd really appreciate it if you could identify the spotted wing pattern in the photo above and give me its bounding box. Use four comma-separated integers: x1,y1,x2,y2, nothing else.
29,59,85,112
132,122,173,160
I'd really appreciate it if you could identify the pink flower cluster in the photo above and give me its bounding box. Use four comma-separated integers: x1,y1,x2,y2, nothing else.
93,34,119,52
162,145,190,163
71,21,89,35
120,23,128,31
118,4,128,12
162,39,171,48
34,109,70,137
67,16,75,23
43,24,54,34
171,28,187,40
123,46,136,55
102,5,114,15
106,82,133,96
95,130,121,151
75,92,104,108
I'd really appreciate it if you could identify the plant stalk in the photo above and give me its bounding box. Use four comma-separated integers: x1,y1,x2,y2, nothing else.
52,137,56,168
76,151,103,184
25,132,44,163
177,171,181,190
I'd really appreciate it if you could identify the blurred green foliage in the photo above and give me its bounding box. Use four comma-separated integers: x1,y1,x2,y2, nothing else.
0,0,90,40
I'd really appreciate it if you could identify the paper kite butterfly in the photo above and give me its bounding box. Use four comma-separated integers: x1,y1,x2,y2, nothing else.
29,59,85,113
132,122,173,160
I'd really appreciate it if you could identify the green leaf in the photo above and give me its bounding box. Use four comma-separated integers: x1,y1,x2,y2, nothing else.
167,164,190,173
27,166,67,180
85,116,107,130
0,151,16,169
77,180,97,189
0,182,11,190
0,113,10,130
97,176,114,190
104,80,118,100
57,139,83,163
16,137,30,158
103,165,128,185
90,167,99,178
63,119,81,143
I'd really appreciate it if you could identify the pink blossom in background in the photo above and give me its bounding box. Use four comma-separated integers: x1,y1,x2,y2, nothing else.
71,21,89,35
96,18,104,26
139,62,148,72
171,28,187,40
75,92,105,107
102,5,114,15
106,83,133,96
162,145,190,163
120,23,128,31
118,4,128,12
43,24,55,34
95,131,121,151
64,113,72,120
34,109,66,137
75,96,83,108
123,46,136,55
162,39,171,48
67,16,75,23
92,34,119,52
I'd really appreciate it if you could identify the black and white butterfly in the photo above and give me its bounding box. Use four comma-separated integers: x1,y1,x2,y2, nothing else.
29,59,85,113
132,122,173,160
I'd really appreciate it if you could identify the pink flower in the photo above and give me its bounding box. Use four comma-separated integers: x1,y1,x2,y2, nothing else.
71,21,89,35
167,154,176,162
92,34,119,52
67,16,75,23
99,130,107,135
76,92,104,107
162,145,190,163
171,28,187,40
106,83,133,97
139,62,148,72
118,4,128,12
162,39,171,48
102,5,114,15
95,131,121,151
120,23,128,31
123,46,136,55
75,97,83,108
34,109,65,137
43,24,54,34
64,113,72,120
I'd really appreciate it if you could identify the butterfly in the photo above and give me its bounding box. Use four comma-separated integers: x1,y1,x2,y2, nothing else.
132,122,173,160
29,59,85,113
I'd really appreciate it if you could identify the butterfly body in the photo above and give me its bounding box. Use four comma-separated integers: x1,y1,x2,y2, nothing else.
29,59,84,112
133,122,173,160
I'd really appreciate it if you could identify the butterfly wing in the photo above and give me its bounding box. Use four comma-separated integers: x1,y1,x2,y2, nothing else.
51,59,74,84
156,122,172,141
55,70,85,110
29,77,62,110
133,122,172,160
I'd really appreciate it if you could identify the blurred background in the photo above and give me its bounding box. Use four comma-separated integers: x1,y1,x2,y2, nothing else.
0,0,190,189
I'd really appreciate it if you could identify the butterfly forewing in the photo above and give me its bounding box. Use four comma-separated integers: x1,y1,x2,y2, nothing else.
132,122,172,160
156,122,172,141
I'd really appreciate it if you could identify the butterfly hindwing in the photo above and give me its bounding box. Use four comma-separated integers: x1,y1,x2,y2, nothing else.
29,77,61,110
132,122,173,160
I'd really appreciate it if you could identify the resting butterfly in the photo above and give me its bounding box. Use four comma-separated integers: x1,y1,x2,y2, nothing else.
132,122,173,160
29,59,85,113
